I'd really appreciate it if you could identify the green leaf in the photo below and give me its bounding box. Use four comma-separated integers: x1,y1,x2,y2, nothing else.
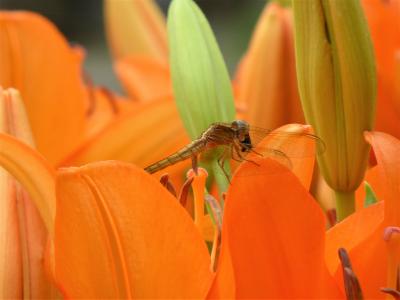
167,0,235,139
364,181,378,208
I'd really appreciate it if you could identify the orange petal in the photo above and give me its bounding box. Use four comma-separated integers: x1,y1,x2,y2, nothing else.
0,133,55,233
375,82,400,139
362,0,400,139
0,12,87,165
54,161,213,298
104,0,168,62
214,158,341,298
62,97,189,169
115,55,172,101
0,173,22,298
0,88,58,297
362,0,400,84
85,86,137,138
365,131,400,225
246,123,316,190
325,202,385,298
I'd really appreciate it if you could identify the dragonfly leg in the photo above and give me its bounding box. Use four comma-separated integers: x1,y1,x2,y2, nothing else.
233,142,260,167
249,148,263,157
217,148,231,183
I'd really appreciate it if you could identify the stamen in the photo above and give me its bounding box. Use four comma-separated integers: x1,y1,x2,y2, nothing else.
159,174,177,197
384,227,400,294
326,209,337,227
187,167,208,229
178,176,194,208
205,194,223,271
210,229,221,272
338,248,363,300
204,194,223,231
381,288,400,300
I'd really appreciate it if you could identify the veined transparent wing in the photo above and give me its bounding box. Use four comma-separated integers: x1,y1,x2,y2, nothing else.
236,124,325,176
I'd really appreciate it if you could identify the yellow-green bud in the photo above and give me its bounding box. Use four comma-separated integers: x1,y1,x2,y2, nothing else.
293,0,376,193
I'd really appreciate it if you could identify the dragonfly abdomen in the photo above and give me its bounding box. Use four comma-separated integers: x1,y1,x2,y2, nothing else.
144,139,207,174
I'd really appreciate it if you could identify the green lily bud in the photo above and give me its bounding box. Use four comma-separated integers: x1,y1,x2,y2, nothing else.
167,0,235,140
292,0,376,220
167,0,235,194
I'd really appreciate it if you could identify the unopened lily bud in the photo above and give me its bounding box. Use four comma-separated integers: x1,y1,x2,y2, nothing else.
293,0,376,194
168,0,235,193
104,0,168,62
238,2,304,129
168,0,235,140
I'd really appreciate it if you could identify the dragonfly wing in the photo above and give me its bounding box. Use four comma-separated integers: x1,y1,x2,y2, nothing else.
249,125,325,158
234,148,292,178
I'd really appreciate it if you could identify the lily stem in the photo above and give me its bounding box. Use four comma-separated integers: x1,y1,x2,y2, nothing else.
335,190,355,222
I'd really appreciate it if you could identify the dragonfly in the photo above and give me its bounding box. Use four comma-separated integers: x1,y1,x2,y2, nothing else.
144,120,324,176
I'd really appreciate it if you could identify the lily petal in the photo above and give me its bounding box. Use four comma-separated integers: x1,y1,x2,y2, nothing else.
54,161,213,298
0,88,58,297
0,133,55,233
115,55,172,102
246,124,316,190
365,131,400,225
62,97,189,170
0,12,87,165
213,158,341,298
85,86,136,138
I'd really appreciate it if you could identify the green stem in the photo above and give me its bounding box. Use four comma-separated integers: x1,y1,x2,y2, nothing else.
335,190,355,222
211,159,230,208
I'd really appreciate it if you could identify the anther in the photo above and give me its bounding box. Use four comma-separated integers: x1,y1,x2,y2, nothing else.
178,177,194,208
186,167,208,229
381,287,400,300
383,227,400,296
159,174,177,197
326,209,337,227
338,248,363,300
383,227,400,242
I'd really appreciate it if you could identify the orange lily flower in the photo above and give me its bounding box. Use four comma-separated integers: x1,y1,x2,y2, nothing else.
0,128,214,298
208,130,400,298
362,0,400,138
0,10,189,181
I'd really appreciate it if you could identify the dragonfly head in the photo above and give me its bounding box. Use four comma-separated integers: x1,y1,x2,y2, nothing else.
231,120,252,152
